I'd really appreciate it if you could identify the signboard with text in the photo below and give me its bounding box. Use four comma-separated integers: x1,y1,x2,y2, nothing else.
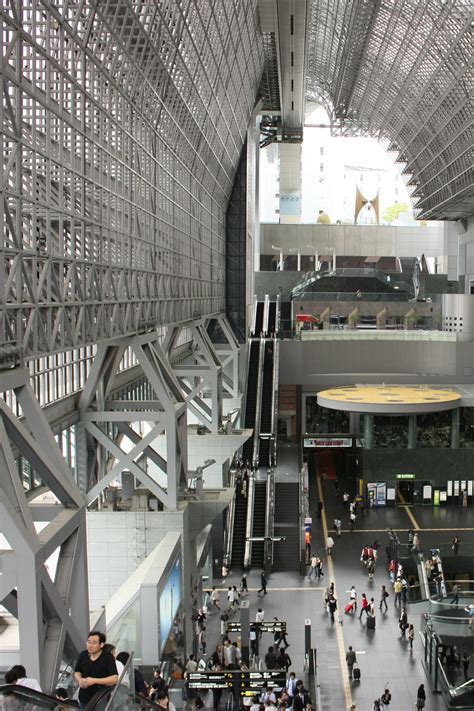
188,670,286,695
304,438,352,448
226,620,287,634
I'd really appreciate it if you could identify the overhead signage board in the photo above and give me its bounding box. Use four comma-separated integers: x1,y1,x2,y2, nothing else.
226,621,287,634
238,671,286,696
188,670,286,695
304,438,352,448
396,473,415,479
188,672,234,689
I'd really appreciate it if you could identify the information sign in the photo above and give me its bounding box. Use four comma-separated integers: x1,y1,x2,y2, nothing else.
226,621,287,634
188,672,233,689
188,670,286,695
304,438,352,448
395,473,415,479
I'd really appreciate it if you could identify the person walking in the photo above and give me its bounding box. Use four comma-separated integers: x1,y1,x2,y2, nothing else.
308,555,318,580
350,586,357,611
345,646,357,679
394,578,403,606
462,651,470,680
221,564,228,585
315,556,323,580
327,596,338,624
415,683,426,710
451,582,461,604
399,608,408,638
334,518,342,537
240,574,249,595
258,571,268,596
359,593,369,620
277,647,292,672
349,512,356,532
408,623,415,651
211,585,221,610
326,535,335,555
379,584,389,612
452,536,460,555
198,626,206,654
380,689,391,706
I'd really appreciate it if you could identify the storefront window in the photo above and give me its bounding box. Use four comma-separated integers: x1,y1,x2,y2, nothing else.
460,408,474,448
417,411,451,448
373,415,408,448
305,398,349,433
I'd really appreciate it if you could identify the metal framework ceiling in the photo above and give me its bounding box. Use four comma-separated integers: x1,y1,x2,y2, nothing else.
1,0,264,359
305,0,473,221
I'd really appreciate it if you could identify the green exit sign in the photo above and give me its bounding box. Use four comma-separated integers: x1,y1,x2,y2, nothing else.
396,473,416,480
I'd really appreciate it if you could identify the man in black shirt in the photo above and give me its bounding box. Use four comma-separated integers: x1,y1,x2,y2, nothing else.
74,631,118,708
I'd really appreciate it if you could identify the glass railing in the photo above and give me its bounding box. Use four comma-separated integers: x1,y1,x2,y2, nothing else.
0,685,79,710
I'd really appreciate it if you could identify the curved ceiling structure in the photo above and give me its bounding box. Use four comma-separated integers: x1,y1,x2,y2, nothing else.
303,0,473,221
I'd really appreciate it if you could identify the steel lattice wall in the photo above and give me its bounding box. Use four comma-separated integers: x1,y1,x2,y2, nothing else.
306,0,473,221
1,0,264,360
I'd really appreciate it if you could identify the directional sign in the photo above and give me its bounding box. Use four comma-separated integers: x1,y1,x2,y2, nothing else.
238,670,286,696
226,621,287,634
188,672,233,689
188,670,286,695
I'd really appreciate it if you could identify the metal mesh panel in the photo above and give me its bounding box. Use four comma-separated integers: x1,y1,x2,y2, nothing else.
1,0,264,358
306,0,473,220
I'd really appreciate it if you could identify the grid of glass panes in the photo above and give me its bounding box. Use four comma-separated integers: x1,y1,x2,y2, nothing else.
1,0,264,357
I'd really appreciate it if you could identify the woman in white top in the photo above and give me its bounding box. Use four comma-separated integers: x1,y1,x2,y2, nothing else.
5,665,42,693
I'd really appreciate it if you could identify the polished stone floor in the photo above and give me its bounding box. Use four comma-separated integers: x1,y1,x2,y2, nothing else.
202,444,474,710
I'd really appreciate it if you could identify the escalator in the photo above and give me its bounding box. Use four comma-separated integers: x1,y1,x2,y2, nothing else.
251,480,267,567
280,301,292,334
272,482,300,571
231,488,248,568
252,302,264,338
0,685,79,710
258,341,274,468
242,340,260,464
267,301,276,335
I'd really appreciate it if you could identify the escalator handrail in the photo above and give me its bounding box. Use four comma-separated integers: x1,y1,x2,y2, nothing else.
270,340,279,467
259,341,273,435
244,474,255,568
104,651,135,710
275,294,281,335
224,471,237,566
252,340,265,465
0,684,79,708
250,297,258,337
262,295,270,336
265,472,275,571
241,338,254,433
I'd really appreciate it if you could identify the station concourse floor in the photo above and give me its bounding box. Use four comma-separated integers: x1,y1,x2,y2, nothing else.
203,445,474,711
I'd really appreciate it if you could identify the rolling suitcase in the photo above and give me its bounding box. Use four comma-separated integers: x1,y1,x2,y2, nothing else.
353,665,361,681
366,614,376,629
344,602,354,614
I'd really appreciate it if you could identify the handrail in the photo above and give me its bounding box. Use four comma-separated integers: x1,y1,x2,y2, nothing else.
0,685,79,708
251,297,258,337
244,474,255,568
240,338,253,442
263,294,270,336
252,339,265,466
264,471,275,575
223,470,237,567
270,339,279,467
105,651,134,710
275,293,281,335
299,463,309,564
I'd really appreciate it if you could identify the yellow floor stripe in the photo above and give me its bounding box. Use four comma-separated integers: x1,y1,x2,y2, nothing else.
398,490,421,530
317,474,353,709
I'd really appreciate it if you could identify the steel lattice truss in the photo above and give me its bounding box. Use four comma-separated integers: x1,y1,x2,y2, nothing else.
1,0,264,359
306,0,473,220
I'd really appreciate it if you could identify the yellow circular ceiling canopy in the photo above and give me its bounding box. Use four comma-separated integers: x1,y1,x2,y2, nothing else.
317,385,461,414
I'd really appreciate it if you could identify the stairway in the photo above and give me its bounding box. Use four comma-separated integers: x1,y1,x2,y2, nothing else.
231,491,248,568
251,480,267,567
272,482,300,571
280,302,292,333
